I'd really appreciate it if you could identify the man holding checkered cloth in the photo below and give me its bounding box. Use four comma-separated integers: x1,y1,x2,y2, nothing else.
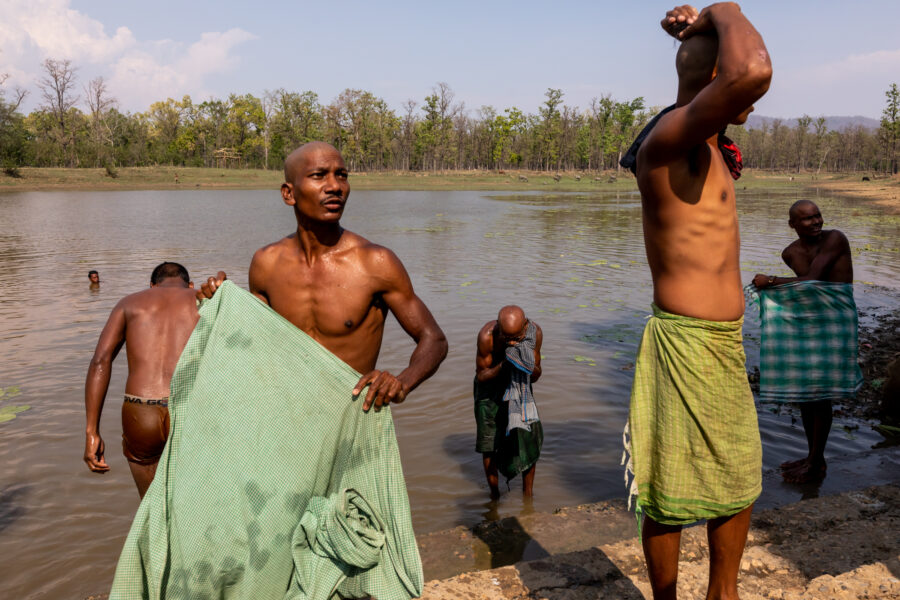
753,199,862,483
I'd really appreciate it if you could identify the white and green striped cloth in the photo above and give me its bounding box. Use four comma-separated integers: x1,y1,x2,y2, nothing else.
752,281,863,402
110,281,422,600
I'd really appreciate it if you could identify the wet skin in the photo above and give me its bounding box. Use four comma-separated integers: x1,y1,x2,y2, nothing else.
200,142,447,412
475,306,543,498
637,4,772,599
84,278,199,497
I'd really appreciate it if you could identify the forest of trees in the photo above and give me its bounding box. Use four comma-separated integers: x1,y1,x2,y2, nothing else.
1,59,898,175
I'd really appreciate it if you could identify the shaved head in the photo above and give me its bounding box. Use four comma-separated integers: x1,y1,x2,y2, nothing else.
789,199,818,221
498,305,526,337
284,142,341,183
676,33,719,99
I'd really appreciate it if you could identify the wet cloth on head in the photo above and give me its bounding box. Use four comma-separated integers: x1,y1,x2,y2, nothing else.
504,320,540,433
474,376,543,480
749,281,863,402
110,281,422,600
619,104,744,180
623,305,761,530
121,395,169,465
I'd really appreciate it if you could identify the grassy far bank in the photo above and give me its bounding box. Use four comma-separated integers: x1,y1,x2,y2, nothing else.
0,166,898,207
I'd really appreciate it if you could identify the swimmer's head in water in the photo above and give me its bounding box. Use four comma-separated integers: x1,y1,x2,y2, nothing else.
497,305,527,346
281,142,349,224
150,262,191,286
88,270,100,284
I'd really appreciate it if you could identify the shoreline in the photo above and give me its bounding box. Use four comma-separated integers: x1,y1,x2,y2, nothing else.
2,168,899,208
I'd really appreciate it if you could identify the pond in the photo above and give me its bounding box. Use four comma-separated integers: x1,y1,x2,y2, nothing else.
0,187,897,599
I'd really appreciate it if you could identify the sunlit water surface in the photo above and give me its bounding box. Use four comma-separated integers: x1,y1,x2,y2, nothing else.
1,187,898,599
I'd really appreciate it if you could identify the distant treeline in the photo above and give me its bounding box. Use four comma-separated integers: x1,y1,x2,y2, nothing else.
1,59,898,174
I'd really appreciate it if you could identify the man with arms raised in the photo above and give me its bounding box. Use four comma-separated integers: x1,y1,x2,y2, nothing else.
200,141,448,411
621,4,771,599
753,200,858,483
84,262,199,498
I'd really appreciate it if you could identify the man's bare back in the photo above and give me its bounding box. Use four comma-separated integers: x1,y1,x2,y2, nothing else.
84,263,199,497
200,142,447,412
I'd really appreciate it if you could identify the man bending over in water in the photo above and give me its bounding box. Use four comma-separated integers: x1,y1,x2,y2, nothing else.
621,4,771,599
753,200,856,483
199,141,447,412
84,262,199,498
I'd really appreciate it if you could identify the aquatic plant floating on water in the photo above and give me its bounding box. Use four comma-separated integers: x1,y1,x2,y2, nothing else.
0,386,30,423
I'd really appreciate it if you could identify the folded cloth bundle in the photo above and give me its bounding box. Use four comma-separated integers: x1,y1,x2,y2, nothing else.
110,281,422,600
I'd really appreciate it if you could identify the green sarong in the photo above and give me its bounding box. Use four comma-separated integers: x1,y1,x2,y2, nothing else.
473,378,543,481
110,281,422,600
625,305,761,528
754,281,863,402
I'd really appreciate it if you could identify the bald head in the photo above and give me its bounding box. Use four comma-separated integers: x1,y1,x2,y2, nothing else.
284,142,341,184
676,33,719,99
788,199,818,221
498,305,527,337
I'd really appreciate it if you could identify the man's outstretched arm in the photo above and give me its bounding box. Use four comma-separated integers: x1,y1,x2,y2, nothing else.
84,302,126,473
643,3,772,164
353,249,448,412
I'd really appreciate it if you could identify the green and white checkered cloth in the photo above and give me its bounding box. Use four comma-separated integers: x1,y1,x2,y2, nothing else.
624,305,761,529
110,281,423,600
752,281,863,402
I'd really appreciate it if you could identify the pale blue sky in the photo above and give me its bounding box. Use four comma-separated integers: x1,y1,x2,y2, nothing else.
3,0,899,119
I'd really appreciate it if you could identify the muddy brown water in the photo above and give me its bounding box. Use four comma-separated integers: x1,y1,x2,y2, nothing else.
1,188,898,599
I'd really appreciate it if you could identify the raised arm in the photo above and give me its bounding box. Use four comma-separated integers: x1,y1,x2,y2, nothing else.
643,3,771,164
83,301,127,473
353,248,448,411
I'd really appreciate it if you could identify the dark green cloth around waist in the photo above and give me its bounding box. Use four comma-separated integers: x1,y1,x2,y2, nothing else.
474,377,543,480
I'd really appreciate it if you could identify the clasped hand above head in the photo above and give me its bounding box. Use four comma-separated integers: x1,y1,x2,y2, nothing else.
662,3,740,40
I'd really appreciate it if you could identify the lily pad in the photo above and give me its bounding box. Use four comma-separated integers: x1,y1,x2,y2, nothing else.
0,404,30,423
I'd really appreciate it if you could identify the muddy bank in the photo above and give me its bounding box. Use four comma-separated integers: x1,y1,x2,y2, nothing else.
808,174,900,213
422,478,900,600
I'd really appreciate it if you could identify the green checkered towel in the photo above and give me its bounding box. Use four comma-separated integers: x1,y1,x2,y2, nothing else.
624,305,761,529
110,281,422,600
751,281,863,402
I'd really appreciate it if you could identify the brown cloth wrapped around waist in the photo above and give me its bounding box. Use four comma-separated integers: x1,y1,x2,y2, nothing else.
121,394,170,465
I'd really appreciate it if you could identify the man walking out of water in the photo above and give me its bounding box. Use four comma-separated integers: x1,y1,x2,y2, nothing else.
620,4,771,599
752,200,861,483
475,306,543,499
83,262,199,498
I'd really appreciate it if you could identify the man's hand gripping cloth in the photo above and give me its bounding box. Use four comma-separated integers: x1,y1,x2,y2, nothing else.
751,281,863,402
623,305,761,530
504,320,540,433
110,281,422,600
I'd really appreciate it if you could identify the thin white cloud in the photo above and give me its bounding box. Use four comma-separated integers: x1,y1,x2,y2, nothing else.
0,0,256,111
762,48,900,118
